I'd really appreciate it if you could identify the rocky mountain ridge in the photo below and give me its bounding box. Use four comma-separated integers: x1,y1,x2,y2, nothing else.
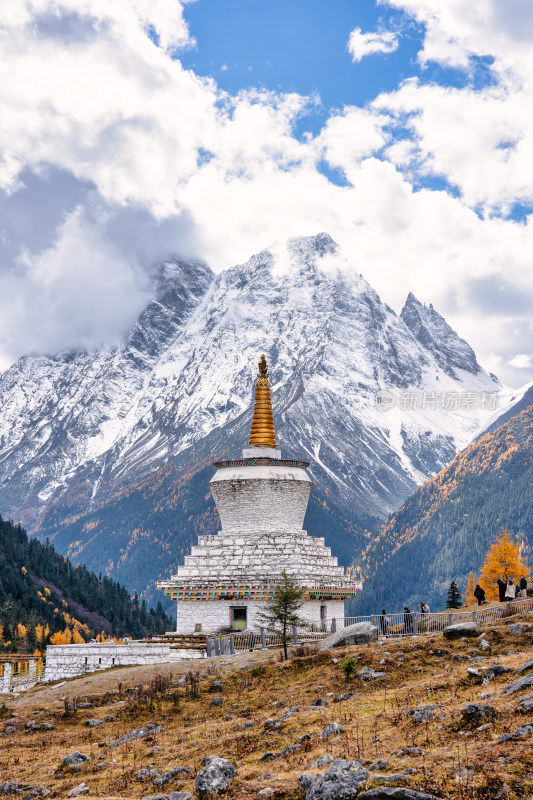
0,233,525,600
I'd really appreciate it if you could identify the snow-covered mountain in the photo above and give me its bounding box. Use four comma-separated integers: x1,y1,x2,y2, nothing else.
0,233,524,598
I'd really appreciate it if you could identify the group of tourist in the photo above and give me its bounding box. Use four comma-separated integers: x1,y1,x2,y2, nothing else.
378,577,529,635
473,576,528,606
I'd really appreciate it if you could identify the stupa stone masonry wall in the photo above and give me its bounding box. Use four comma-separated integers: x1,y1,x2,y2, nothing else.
175,599,345,635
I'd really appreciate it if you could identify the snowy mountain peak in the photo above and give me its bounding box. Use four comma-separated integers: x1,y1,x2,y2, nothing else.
400,291,484,379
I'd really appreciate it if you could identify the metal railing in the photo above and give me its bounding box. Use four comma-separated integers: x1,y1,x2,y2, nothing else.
329,596,533,638
204,596,533,655
205,625,329,657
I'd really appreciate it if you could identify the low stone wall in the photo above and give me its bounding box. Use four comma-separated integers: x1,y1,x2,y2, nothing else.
44,641,204,682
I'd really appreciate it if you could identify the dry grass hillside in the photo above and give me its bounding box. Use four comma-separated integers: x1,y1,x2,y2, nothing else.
2,613,533,800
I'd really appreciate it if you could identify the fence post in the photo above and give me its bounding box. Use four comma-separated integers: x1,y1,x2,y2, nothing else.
214,636,220,657
448,612,452,626
206,638,212,658
331,618,337,633
1,663,12,693
292,625,298,646
29,659,37,681
413,615,418,635
260,627,267,649
229,635,235,655
472,610,477,623
371,615,377,629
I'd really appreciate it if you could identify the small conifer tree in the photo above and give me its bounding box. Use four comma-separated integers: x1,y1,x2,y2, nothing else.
259,571,305,660
446,580,462,609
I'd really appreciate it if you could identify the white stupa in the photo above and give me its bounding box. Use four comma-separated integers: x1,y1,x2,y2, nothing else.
157,355,359,633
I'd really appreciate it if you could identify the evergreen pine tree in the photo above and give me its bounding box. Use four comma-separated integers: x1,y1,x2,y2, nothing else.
446,580,462,609
258,571,305,660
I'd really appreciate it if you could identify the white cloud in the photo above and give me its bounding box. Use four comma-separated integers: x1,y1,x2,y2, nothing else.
509,353,533,369
1,0,533,388
347,27,399,62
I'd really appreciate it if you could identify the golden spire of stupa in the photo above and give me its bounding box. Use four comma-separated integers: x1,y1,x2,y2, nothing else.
248,354,277,448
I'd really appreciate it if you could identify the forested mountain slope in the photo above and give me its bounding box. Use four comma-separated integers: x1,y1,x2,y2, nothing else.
0,516,170,652
354,406,533,615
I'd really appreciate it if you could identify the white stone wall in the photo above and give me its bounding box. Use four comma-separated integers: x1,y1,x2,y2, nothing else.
44,642,204,682
210,466,311,532
176,599,345,634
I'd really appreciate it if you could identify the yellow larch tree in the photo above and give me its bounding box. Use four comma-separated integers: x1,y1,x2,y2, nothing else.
15,623,27,646
463,571,478,606
479,530,529,601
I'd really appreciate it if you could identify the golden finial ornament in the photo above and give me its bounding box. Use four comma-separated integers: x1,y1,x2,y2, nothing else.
248,354,277,448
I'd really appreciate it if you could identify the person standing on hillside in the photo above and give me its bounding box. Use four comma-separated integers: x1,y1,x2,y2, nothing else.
420,602,430,614
473,584,486,606
497,577,507,602
380,609,389,636
520,576,528,599
403,606,413,634
505,579,515,602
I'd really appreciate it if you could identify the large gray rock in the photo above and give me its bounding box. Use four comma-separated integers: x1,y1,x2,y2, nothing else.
153,767,192,787
507,623,532,636
518,694,533,712
318,623,378,650
443,623,480,639
461,704,496,723
357,667,386,682
195,756,237,796
304,759,369,800
62,752,90,767
407,704,443,723
358,790,441,799
321,723,345,739
504,674,533,695
110,723,164,749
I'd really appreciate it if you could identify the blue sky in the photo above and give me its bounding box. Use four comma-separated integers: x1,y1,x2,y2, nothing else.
1,0,533,386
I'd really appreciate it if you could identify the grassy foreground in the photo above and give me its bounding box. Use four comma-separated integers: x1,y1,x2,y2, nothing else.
2,614,533,799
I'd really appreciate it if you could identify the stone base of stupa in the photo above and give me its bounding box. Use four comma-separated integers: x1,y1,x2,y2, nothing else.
174,598,345,634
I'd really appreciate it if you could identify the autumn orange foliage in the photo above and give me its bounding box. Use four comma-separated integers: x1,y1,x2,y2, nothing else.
463,571,478,605
479,529,529,601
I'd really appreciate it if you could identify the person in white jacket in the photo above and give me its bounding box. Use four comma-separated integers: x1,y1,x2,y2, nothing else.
505,579,516,601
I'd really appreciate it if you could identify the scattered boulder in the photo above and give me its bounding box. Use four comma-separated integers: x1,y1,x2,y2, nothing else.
257,790,275,799
22,788,51,799
84,719,104,727
507,623,532,636
357,667,386,682
309,754,335,768
407,705,443,723
110,723,164,748
461,704,496,724
396,748,424,757
0,784,35,796
311,698,329,708
4,727,15,735
38,723,54,731
479,640,491,651
334,693,353,703
482,664,511,684
210,680,225,691
67,784,89,797
141,795,170,800
76,703,93,709
518,695,533,712
321,723,345,739
210,697,224,707
25,721,36,730
195,756,237,797
62,752,91,768
317,622,378,650
168,794,193,800
369,760,388,772
277,744,302,759
304,759,370,800
443,623,480,640
136,769,162,782
499,724,533,742
504,674,533,695
153,767,192,787
264,719,285,731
